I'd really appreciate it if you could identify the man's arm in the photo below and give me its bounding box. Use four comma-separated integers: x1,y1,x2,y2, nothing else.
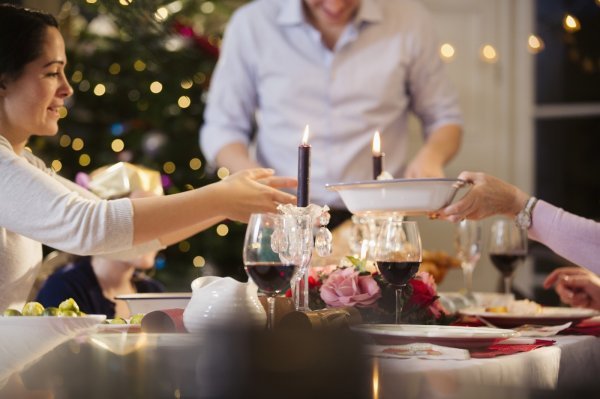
215,142,263,173
404,123,462,178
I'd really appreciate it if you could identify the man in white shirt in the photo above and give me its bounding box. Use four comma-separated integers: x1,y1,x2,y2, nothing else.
200,0,463,225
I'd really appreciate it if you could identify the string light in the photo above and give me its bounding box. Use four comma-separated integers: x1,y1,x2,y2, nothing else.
193,256,205,268
563,14,581,32
133,60,146,72
527,34,544,54
150,81,163,94
216,224,229,237
440,43,455,61
86,0,97,4
200,2,215,14
189,158,202,170
181,80,193,89
193,72,206,84
71,70,83,83
79,154,91,167
93,83,106,96
58,107,68,119
111,139,125,152
72,138,84,151
216,167,230,179
155,7,169,21
178,96,191,108
108,63,121,75
59,135,71,147
178,241,190,252
119,0,133,6
78,80,90,92
480,44,498,63
163,162,176,174
51,160,63,172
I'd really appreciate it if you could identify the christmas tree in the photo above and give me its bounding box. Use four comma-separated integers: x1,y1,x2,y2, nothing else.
33,0,249,288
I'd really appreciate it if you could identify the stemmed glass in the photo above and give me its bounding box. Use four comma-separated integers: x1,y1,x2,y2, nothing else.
243,213,298,329
488,219,528,294
454,220,482,301
373,220,422,324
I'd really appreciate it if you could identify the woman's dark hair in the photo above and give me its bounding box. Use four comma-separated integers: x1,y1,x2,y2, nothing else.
0,4,59,85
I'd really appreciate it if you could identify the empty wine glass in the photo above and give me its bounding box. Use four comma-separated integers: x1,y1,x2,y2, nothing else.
488,219,528,294
454,220,482,301
243,213,299,329
373,220,422,324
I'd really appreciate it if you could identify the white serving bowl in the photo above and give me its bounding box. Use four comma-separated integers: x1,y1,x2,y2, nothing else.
115,292,192,314
325,178,468,216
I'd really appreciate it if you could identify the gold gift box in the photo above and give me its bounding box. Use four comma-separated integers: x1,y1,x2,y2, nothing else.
88,162,163,199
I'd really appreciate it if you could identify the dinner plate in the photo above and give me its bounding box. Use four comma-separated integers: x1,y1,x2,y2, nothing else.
459,307,599,328
351,324,517,349
325,178,469,216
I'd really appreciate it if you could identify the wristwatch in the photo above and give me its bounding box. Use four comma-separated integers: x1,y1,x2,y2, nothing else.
515,196,538,230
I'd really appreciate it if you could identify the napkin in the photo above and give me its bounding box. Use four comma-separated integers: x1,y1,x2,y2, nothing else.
368,343,470,360
469,339,555,358
563,316,600,336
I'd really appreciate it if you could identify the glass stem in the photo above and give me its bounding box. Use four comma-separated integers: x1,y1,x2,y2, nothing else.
504,276,512,294
395,287,405,324
266,295,276,330
462,262,474,296
294,271,310,312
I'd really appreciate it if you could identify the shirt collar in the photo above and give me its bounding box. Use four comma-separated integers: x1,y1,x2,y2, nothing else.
277,0,383,26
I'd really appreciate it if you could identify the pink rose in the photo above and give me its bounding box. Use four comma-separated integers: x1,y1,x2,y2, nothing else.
320,268,381,308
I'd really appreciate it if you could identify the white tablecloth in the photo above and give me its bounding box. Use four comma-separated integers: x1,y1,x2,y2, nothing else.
376,335,599,397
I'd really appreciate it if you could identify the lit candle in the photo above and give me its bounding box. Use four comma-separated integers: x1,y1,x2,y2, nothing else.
372,131,384,180
297,125,311,207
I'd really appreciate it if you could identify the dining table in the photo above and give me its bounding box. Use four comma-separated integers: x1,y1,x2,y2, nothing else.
1,317,599,399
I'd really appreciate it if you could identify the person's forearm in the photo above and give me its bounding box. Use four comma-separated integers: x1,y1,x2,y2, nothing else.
420,124,462,165
215,142,262,172
158,216,224,246
131,184,226,245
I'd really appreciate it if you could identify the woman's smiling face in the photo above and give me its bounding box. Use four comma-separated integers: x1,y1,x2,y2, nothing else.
0,26,73,144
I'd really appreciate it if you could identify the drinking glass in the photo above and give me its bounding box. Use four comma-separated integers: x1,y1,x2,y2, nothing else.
454,220,482,300
488,219,528,294
373,220,422,324
243,213,298,329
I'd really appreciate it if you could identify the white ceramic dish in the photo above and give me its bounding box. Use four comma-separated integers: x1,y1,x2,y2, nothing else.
325,178,468,216
115,292,192,314
459,306,599,328
351,324,517,349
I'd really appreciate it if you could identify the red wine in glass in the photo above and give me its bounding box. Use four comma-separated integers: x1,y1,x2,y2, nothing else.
489,253,526,278
377,261,420,286
245,262,298,294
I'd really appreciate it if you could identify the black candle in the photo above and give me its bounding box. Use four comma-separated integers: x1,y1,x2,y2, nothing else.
297,125,311,207
372,131,384,180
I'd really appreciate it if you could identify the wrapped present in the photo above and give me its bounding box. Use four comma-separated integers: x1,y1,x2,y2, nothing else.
87,162,163,199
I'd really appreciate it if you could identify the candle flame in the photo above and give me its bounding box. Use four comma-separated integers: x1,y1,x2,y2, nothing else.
372,131,381,155
302,125,310,145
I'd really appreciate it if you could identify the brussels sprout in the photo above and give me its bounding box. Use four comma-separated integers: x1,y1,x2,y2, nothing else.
108,317,127,324
129,313,144,325
58,309,78,317
58,298,80,313
3,308,22,316
22,302,44,316
42,307,59,316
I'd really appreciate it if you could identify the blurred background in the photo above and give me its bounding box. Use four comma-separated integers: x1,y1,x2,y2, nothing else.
7,0,600,302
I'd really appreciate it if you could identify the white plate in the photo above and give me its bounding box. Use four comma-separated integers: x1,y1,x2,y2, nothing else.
325,178,468,215
351,324,517,349
460,306,599,328
115,292,192,314
0,315,106,382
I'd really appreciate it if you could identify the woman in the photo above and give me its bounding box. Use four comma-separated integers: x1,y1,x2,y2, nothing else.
0,4,297,311
438,171,600,308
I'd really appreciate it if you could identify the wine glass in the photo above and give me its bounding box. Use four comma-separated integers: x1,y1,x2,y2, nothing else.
243,213,298,329
373,220,422,324
454,220,482,301
488,219,528,294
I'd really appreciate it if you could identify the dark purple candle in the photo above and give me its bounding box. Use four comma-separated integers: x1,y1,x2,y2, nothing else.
297,126,311,207
372,131,384,180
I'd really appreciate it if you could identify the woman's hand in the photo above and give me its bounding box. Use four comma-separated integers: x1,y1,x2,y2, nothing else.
544,267,600,310
436,171,529,222
216,168,297,222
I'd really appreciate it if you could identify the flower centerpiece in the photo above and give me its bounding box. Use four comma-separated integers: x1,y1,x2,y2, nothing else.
296,256,455,324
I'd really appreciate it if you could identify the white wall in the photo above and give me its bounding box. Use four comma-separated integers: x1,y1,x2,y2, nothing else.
412,0,535,294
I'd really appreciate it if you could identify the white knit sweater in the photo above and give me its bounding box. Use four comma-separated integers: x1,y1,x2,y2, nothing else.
0,135,162,310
